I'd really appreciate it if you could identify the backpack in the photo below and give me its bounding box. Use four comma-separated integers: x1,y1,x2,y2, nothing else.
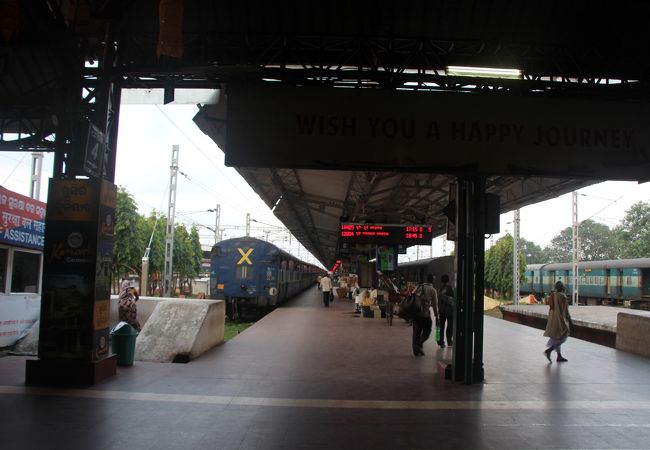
439,294,456,317
398,285,423,320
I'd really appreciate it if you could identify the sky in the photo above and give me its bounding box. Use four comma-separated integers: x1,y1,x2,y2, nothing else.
2,102,650,266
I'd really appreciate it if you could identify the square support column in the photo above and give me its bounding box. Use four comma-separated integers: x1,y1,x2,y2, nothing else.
26,178,117,385
452,178,486,384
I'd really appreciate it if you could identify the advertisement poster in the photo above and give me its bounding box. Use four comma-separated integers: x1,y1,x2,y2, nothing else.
0,186,46,250
92,180,116,360
376,245,396,272
39,179,115,361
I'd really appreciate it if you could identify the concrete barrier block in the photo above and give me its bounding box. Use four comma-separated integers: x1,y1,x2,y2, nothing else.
110,296,170,329
134,299,225,363
616,312,650,358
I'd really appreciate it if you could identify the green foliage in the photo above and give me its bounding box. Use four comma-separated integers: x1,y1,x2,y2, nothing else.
545,228,571,263
521,201,650,264
484,234,525,298
580,220,619,260
545,219,618,262
189,226,204,275
518,238,546,264
614,201,650,258
224,321,254,341
143,212,166,274
172,224,202,293
113,187,146,287
483,202,649,299
113,187,206,296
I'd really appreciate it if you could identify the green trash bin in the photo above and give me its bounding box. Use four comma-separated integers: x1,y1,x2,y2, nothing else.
110,321,138,366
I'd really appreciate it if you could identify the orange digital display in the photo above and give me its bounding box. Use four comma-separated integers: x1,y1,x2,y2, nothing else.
339,223,433,245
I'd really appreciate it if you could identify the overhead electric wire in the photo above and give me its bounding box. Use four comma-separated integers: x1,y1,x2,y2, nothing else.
142,177,171,258
1,152,28,185
176,168,253,218
119,105,288,249
139,177,171,215
176,165,249,216
154,105,255,215
581,196,624,223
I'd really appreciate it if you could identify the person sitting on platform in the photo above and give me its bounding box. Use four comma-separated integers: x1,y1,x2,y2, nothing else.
369,286,378,303
360,290,375,317
118,280,141,332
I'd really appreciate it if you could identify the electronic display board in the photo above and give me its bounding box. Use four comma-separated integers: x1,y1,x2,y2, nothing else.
339,223,433,245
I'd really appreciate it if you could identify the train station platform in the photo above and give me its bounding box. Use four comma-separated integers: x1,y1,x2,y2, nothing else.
501,304,650,349
1,286,650,449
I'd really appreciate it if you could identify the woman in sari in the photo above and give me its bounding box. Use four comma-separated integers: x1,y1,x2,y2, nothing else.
543,281,572,363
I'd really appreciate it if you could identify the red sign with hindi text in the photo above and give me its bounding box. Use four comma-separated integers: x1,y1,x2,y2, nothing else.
0,186,46,250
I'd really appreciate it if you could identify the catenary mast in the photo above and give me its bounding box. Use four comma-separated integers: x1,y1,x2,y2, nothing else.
164,145,179,297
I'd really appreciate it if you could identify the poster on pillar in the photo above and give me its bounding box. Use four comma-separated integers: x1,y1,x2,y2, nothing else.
376,245,396,272
93,180,116,360
39,179,115,361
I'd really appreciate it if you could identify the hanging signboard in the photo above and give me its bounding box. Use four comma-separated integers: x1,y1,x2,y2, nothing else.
340,223,433,246
223,84,650,181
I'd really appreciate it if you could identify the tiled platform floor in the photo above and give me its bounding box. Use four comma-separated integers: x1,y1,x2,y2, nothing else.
1,287,650,449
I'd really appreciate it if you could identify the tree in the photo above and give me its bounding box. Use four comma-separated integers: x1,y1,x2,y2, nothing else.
519,238,545,264
189,226,204,276
484,234,525,299
614,201,650,258
141,212,167,294
545,219,618,262
545,228,572,263
113,194,207,296
579,220,619,260
173,225,204,294
113,187,146,291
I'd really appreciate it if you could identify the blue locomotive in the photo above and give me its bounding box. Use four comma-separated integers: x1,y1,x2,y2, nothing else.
209,236,322,319
522,258,650,307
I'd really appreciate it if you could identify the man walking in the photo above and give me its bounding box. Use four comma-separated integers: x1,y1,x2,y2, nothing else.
412,274,439,356
437,274,454,348
320,272,333,307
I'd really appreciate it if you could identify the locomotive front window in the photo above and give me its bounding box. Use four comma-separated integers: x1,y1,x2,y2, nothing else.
237,265,252,280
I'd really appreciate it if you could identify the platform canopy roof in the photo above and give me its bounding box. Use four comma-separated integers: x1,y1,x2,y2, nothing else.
3,0,650,266
193,99,603,266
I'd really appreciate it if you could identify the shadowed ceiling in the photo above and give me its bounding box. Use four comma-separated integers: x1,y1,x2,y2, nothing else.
3,0,650,266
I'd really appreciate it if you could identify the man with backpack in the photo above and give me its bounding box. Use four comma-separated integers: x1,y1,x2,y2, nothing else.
412,274,439,356
437,274,455,348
